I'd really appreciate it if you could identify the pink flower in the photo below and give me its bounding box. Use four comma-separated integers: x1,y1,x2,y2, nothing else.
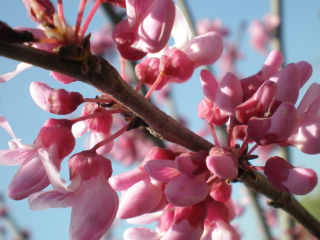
0,116,75,200
28,149,119,240
198,70,243,126
72,103,114,155
264,156,317,195
30,81,84,115
196,18,229,37
161,201,207,240
206,147,238,180
135,6,223,95
112,0,176,61
248,13,280,55
110,147,178,219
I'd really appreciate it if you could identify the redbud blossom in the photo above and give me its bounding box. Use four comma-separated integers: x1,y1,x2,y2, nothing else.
264,156,318,195
206,147,238,180
247,102,297,145
240,50,283,101
30,81,83,115
111,148,179,219
161,201,207,240
0,117,75,200
198,70,243,126
22,0,55,23
112,0,175,61
29,150,118,240
285,83,320,154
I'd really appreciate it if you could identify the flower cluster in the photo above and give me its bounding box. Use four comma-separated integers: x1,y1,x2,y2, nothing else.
0,0,320,240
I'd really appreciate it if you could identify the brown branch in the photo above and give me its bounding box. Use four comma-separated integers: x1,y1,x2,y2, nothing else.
0,40,212,152
239,170,320,237
0,41,320,238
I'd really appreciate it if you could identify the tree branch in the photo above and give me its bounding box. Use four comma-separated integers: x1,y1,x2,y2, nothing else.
0,40,212,152
0,40,320,238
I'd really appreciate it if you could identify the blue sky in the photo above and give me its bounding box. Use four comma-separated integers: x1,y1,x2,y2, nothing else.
0,1,320,239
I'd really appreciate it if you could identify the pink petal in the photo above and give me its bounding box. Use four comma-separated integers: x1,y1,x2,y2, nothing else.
296,61,313,88
70,174,119,240
126,212,162,225
211,220,241,240
282,167,318,195
296,83,320,118
183,31,223,68
50,71,76,84
124,227,161,240
175,150,208,177
165,174,208,207
89,132,114,155
0,115,17,138
210,181,232,202
265,156,318,195
144,160,179,182
270,63,300,104
117,179,162,219
8,157,50,200
287,116,320,154
137,0,175,53
235,80,277,124
71,121,87,138
247,102,297,145
215,72,243,115
200,69,218,103
0,62,32,83
28,190,75,210
29,81,53,113
109,168,147,191
0,148,36,166
261,50,283,79
162,201,207,240
171,5,192,49
206,149,238,180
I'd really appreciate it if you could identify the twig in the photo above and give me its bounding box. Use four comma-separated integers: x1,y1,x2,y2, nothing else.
270,0,296,238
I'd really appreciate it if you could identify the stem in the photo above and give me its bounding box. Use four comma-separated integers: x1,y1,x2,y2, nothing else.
145,72,165,100
209,124,220,146
120,57,126,80
71,110,121,124
74,0,88,41
80,0,103,37
91,123,129,151
239,170,320,238
0,197,26,240
57,0,66,23
247,143,259,155
247,189,273,240
270,1,295,238
83,98,112,103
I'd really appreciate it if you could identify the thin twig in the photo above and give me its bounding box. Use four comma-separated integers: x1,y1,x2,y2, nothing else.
270,0,296,238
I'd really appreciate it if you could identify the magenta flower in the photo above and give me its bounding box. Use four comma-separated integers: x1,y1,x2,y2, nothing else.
264,156,318,195
72,103,114,155
0,116,75,200
206,147,238,180
198,70,243,126
285,83,320,154
248,13,280,55
30,81,84,115
110,147,178,219
112,0,176,61
28,149,119,240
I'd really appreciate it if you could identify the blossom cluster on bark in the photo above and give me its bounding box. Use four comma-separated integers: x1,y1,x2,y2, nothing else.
0,0,320,240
